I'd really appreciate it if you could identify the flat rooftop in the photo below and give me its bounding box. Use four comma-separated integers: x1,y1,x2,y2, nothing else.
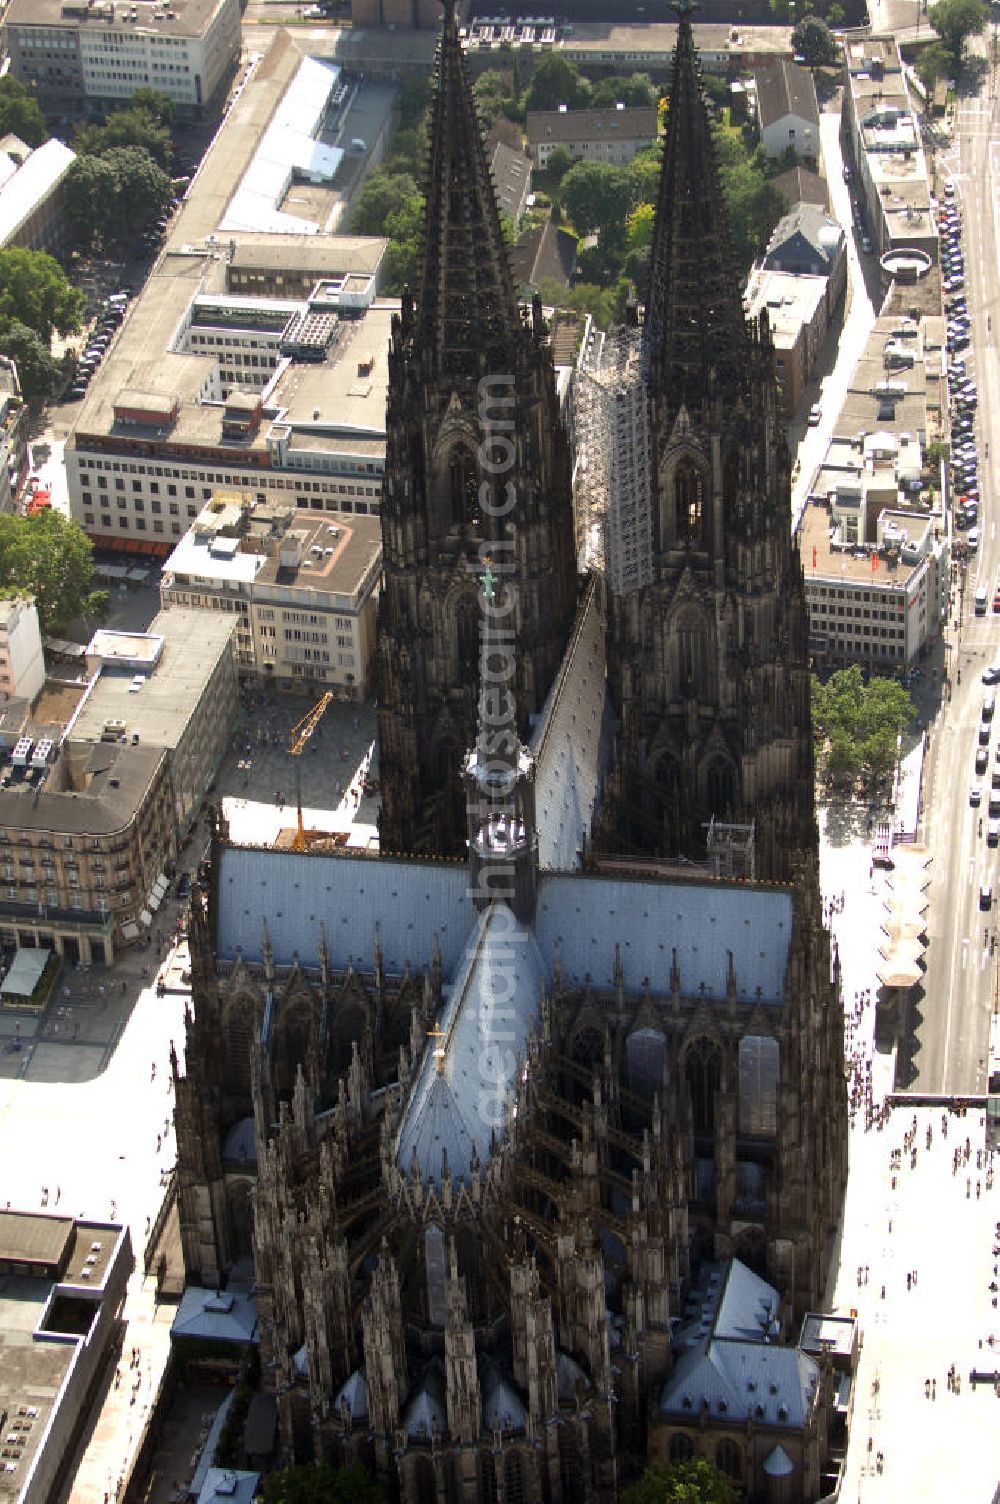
257,510,382,599
0,1213,125,1503
0,739,166,836
744,268,828,345
6,0,225,38
72,610,236,750
800,499,926,588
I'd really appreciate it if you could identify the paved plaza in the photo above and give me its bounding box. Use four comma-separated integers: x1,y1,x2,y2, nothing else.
821,811,1000,1501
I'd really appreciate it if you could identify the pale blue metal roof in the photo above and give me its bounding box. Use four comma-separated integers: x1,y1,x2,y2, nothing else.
171,1285,259,1345
396,905,546,1185
659,1339,819,1427
335,1368,369,1422
215,846,473,974
530,579,609,872
482,1364,527,1433
403,1361,447,1440
713,1259,781,1342
534,874,792,1001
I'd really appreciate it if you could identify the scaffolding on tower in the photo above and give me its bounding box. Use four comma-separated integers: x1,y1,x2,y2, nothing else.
572,322,652,594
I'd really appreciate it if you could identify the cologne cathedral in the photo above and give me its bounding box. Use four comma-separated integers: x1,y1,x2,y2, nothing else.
174,6,849,1501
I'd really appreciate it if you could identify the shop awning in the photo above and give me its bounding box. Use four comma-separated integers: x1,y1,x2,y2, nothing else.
877,843,931,988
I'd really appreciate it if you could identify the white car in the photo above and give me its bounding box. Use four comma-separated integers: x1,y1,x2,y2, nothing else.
971,784,983,806
808,402,822,426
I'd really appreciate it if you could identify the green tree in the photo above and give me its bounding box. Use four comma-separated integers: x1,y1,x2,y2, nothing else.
525,52,590,111
397,73,432,129
0,318,59,399
626,201,655,250
590,71,657,107
0,248,84,342
916,39,952,92
629,143,662,206
473,69,511,129
65,154,121,246
0,512,108,635
104,146,173,233
560,159,632,237
75,108,173,169
130,86,175,126
622,1458,738,1504
0,77,48,148
811,667,914,783
792,15,839,64
67,147,172,244
350,171,421,235
545,144,574,182
713,131,785,268
929,0,989,63
261,1462,386,1504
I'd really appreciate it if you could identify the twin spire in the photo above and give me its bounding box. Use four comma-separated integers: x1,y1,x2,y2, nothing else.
415,0,749,400
645,5,750,403
415,0,522,382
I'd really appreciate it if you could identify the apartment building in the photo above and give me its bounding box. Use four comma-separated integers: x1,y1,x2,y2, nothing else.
160,497,382,698
801,308,949,669
3,0,241,118
753,59,819,161
0,356,29,512
0,736,173,963
526,105,659,169
744,204,846,416
72,610,239,836
799,491,945,670
841,36,936,263
0,597,45,704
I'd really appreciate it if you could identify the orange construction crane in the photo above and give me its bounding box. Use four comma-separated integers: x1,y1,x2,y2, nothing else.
288,692,333,849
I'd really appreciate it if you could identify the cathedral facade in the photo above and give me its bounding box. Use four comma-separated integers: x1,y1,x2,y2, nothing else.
174,8,849,1501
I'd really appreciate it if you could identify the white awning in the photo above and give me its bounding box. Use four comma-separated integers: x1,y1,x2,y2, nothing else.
121,922,140,941
148,891,161,912
140,909,152,926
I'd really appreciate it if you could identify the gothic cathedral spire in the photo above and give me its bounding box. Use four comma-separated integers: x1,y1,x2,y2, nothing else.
376,0,578,858
414,0,521,380
597,8,817,883
645,3,749,408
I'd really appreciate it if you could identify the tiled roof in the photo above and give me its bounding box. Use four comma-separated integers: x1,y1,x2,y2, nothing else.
755,59,819,129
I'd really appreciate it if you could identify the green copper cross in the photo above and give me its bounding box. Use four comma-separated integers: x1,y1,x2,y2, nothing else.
673,0,698,15
482,560,495,602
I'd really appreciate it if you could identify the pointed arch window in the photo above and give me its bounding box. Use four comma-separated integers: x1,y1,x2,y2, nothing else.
685,1036,722,1135
449,446,479,527
456,596,479,680
675,457,704,546
706,757,736,819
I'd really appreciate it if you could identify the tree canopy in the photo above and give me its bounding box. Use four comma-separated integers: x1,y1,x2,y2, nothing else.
622,1459,738,1504
350,171,421,236
130,86,175,126
0,319,59,399
929,0,989,62
65,147,172,246
0,77,48,148
75,106,173,169
525,52,591,111
261,1463,386,1504
0,248,84,343
560,160,633,238
792,15,840,65
590,71,658,107
811,666,915,782
0,512,108,636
